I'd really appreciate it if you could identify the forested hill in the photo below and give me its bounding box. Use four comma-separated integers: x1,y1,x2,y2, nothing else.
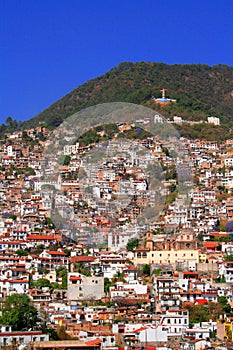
18,62,233,132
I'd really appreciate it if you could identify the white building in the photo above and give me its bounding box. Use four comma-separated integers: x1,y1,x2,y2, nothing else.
0,278,29,296
160,310,189,337
67,273,105,301
109,281,148,299
207,116,220,125
154,114,164,123
173,116,183,124
63,143,80,155
0,327,49,349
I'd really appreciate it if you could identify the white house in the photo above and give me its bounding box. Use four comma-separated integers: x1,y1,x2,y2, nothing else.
160,310,189,337
0,326,49,348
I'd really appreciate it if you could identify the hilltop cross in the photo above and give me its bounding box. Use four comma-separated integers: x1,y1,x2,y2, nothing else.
160,88,167,99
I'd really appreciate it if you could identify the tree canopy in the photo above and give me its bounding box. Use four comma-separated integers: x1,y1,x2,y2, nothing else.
126,238,140,251
0,294,38,331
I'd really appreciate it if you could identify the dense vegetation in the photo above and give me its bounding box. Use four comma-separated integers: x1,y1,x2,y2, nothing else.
0,294,38,331
76,123,152,146
4,62,233,139
22,63,233,126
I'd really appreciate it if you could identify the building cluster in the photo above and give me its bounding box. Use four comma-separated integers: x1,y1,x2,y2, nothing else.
0,122,233,349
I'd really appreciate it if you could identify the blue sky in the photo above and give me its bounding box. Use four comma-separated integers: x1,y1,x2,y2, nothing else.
0,0,232,124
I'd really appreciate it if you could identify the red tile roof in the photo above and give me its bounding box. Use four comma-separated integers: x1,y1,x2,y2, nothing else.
195,298,208,305
203,241,219,248
48,250,66,256
69,276,82,281
69,256,94,263
27,234,56,240
85,339,102,346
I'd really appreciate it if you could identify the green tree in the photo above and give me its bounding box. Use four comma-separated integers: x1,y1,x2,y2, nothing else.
57,325,71,340
126,238,140,251
8,214,17,220
15,249,28,257
223,254,233,262
38,267,49,274
162,147,170,156
169,183,177,193
218,296,232,315
75,262,91,277
165,164,177,181
25,166,36,175
63,155,71,166
142,264,150,276
104,278,114,295
185,304,210,324
63,248,71,257
35,278,51,289
112,271,126,283
0,294,38,331
56,266,68,289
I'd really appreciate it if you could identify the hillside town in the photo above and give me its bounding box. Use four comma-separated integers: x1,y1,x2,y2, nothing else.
0,117,233,350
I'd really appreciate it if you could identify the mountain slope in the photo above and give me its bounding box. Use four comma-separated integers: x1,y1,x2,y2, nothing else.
22,62,233,130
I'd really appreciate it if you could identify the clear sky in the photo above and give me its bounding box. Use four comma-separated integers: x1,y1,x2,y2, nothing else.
0,0,232,124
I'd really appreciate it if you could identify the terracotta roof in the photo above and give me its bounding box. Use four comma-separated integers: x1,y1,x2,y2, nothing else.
203,241,219,248
134,247,150,252
27,234,56,240
31,340,100,349
85,339,102,346
69,276,82,281
0,331,44,337
195,298,208,305
133,326,147,333
0,240,26,244
69,256,95,263
9,279,29,283
47,250,66,256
